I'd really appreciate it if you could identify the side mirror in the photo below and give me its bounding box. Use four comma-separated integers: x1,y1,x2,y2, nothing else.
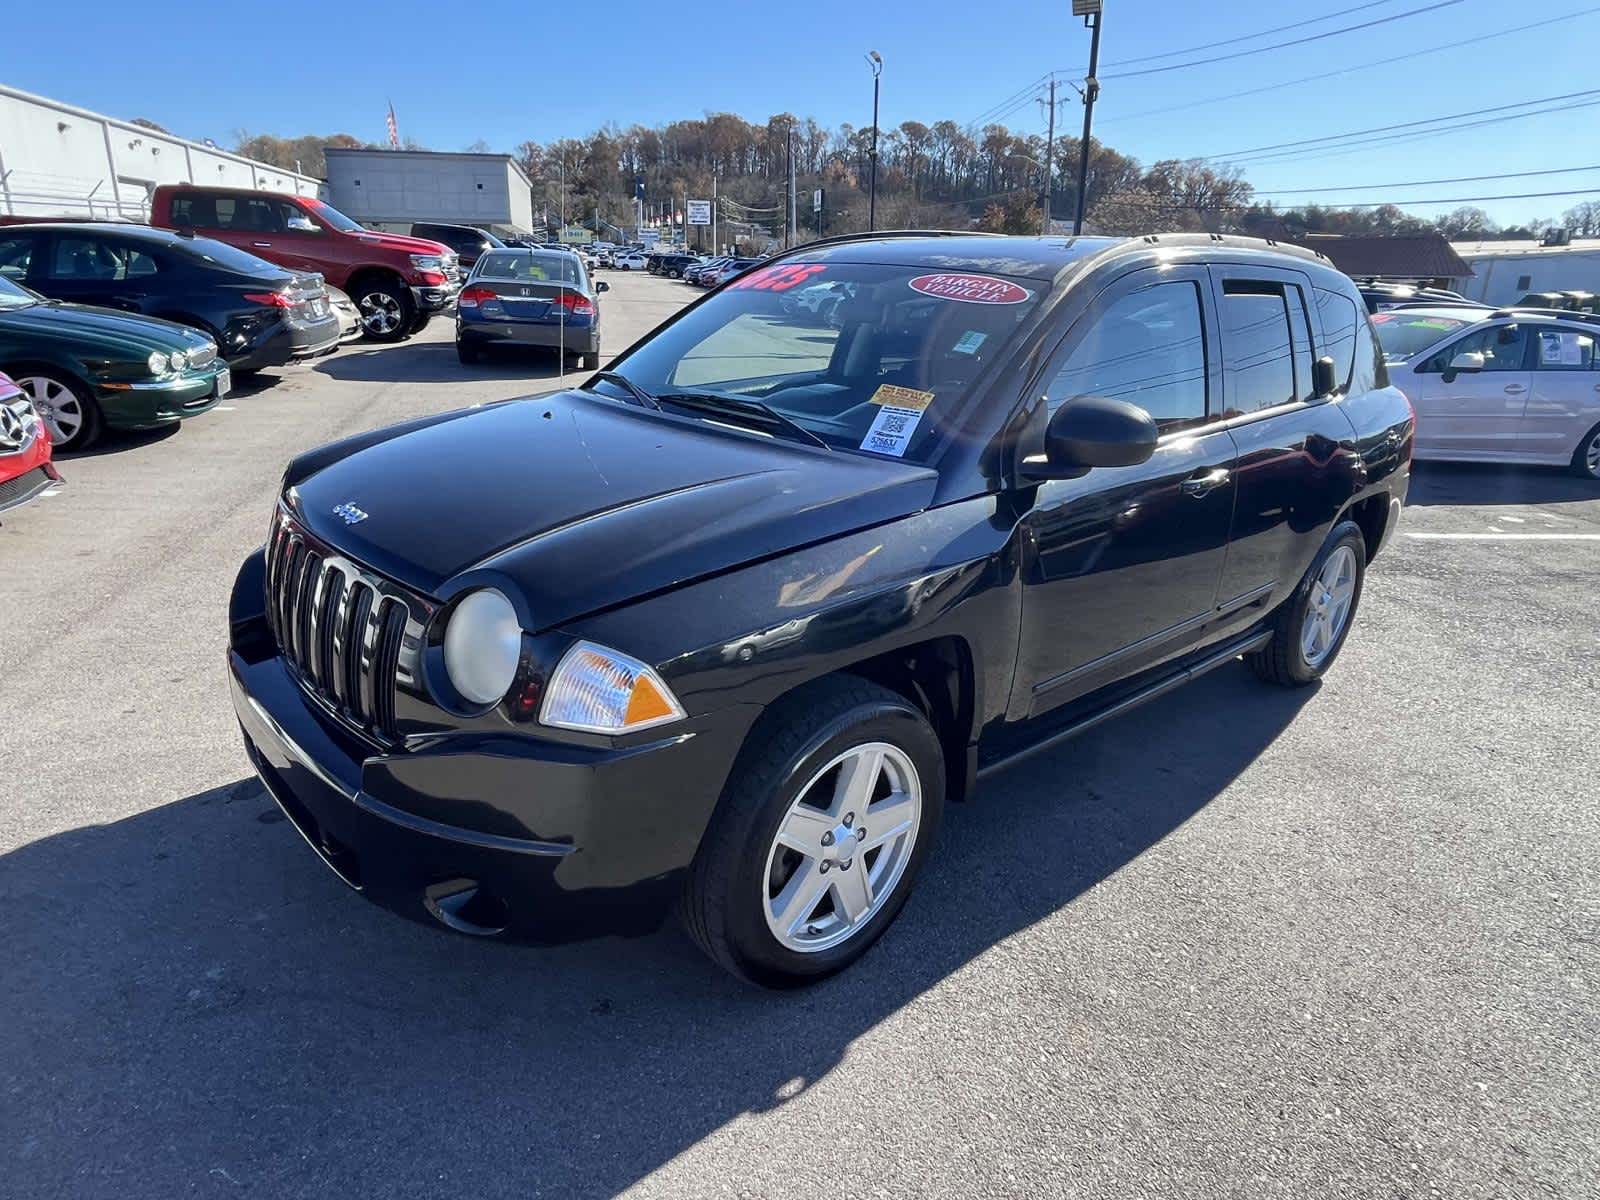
1312,355,1338,398
595,280,610,293
1032,396,1159,477
1449,351,1485,373
285,216,318,233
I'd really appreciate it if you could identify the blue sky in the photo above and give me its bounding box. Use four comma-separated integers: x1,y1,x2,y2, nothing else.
8,0,1598,225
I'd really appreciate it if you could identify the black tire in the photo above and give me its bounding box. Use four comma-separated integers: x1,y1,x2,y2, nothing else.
579,350,600,370
353,278,415,343
456,340,480,365
681,676,945,987
1569,419,1600,480
407,308,433,337
10,367,101,452
669,268,682,279
1248,520,1367,687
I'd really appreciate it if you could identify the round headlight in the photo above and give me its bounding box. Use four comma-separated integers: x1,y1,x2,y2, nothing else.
147,351,170,375
442,589,522,706
169,349,189,371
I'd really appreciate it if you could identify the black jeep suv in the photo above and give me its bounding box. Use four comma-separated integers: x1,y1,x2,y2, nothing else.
228,233,1413,986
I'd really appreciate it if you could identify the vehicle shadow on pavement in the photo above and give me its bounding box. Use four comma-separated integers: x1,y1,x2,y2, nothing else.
315,340,576,386
52,422,181,461
0,664,1310,1199
1406,461,1599,507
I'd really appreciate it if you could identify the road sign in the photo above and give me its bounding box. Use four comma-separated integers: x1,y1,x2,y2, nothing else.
812,189,824,213
559,226,591,244
687,199,712,226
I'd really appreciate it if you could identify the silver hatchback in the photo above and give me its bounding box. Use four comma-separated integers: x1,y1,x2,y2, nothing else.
1374,306,1600,479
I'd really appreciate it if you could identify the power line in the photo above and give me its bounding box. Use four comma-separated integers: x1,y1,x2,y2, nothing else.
1098,8,1600,126
1249,164,1600,197
965,72,1053,131
1080,0,1464,81
1098,0,1401,68
1203,88,1600,162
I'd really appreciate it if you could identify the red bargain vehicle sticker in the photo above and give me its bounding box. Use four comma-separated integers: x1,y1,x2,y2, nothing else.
727,263,829,292
907,273,1030,304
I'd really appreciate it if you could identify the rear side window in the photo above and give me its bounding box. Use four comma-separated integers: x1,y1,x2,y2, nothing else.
1315,289,1359,390
1533,328,1597,370
1048,280,1209,433
49,236,124,280
1219,282,1296,414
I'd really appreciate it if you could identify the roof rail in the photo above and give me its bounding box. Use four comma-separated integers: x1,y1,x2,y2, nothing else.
1490,306,1600,323
783,228,1001,254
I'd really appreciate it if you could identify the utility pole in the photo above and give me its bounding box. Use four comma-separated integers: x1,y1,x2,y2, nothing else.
1073,0,1104,236
787,123,797,249
1041,77,1057,235
712,173,718,254
866,51,882,231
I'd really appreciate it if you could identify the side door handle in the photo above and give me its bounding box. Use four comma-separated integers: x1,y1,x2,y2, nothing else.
252,241,273,248
1502,384,1526,395
1180,467,1230,497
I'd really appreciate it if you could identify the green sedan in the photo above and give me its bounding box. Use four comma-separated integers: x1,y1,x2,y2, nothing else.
0,274,229,451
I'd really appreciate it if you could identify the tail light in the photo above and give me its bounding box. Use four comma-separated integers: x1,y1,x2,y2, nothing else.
243,291,295,308
458,285,496,309
558,292,595,317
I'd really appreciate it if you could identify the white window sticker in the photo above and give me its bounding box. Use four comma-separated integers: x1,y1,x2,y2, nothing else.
1541,330,1589,365
860,384,935,457
952,330,987,355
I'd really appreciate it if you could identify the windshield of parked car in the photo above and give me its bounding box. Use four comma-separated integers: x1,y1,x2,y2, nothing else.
476,251,583,285
1371,312,1473,363
593,261,1043,460
0,274,40,308
304,201,366,233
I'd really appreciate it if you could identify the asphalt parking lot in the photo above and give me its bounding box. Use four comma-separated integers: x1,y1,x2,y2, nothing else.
2,269,1597,1199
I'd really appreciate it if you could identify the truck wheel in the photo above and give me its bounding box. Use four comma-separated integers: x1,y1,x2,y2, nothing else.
12,368,102,452
1247,521,1367,687
354,279,414,342
1570,420,1600,480
579,350,599,370
407,308,433,337
681,677,944,987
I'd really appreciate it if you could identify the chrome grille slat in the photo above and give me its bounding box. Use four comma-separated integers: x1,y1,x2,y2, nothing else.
262,512,421,746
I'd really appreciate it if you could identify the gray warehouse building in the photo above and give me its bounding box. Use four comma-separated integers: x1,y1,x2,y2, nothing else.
324,148,535,239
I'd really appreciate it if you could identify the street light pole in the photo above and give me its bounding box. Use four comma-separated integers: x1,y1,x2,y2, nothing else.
1072,1,1104,236
866,51,882,231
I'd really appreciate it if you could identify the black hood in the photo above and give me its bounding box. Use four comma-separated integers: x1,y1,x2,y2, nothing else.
287,391,939,629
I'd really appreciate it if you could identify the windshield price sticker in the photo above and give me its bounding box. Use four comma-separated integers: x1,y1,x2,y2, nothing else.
952,330,987,355
861,385,935,457
908,273,1030,305
728,263,828,292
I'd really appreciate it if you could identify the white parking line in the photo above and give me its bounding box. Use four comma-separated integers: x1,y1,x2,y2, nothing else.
1403,532,1600,541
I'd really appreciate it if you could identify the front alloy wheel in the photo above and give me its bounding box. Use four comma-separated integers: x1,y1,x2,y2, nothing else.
763,743,922,953
681,676,944,987
356,281,414,342
1573,421,1600,480
15,371,100,451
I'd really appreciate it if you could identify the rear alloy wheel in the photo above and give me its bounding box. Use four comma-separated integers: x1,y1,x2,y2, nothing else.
1571,421,1600,480
355,280,414,343
681,676,944,986
14,370,101,452
1248,521,1367,687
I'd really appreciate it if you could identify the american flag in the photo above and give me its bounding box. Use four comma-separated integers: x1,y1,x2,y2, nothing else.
385,102,399,149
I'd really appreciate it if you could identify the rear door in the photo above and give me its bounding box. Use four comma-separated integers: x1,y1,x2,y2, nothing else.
1405,321,1534,459
1207,268,1363,611
35,231,161,314
1014,265,1238,715
1523,324,1600,462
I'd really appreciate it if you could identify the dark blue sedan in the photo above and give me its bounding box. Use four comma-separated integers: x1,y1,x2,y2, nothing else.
455,249,607,368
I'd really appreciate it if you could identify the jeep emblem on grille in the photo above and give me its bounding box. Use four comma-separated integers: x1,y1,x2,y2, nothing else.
332,502,368,525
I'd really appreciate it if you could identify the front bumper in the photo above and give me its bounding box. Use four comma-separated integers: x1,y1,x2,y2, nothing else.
227,559,758,941
96,365,226,430
412,279,461,313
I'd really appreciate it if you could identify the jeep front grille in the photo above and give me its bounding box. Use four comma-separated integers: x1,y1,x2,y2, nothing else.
264,511,425,745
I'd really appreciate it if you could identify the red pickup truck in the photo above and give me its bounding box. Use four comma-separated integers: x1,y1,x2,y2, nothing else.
149,185,460,342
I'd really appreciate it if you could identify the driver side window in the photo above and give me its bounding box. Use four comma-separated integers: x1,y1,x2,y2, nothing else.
1424,324,1529,373
1047,281,1210,434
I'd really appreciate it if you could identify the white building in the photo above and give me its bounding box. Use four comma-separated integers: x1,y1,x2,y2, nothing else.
1451,237,1600,304
0,83,321,221
324,148,535,238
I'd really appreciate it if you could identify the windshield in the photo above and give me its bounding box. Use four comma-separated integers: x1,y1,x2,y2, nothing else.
476,251,583,285
0,274,40,308
595,261,1043,459
1371,312,1472,363
305,200,365,233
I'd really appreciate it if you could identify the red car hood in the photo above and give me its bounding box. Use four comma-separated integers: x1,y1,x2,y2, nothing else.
344,230,453,256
